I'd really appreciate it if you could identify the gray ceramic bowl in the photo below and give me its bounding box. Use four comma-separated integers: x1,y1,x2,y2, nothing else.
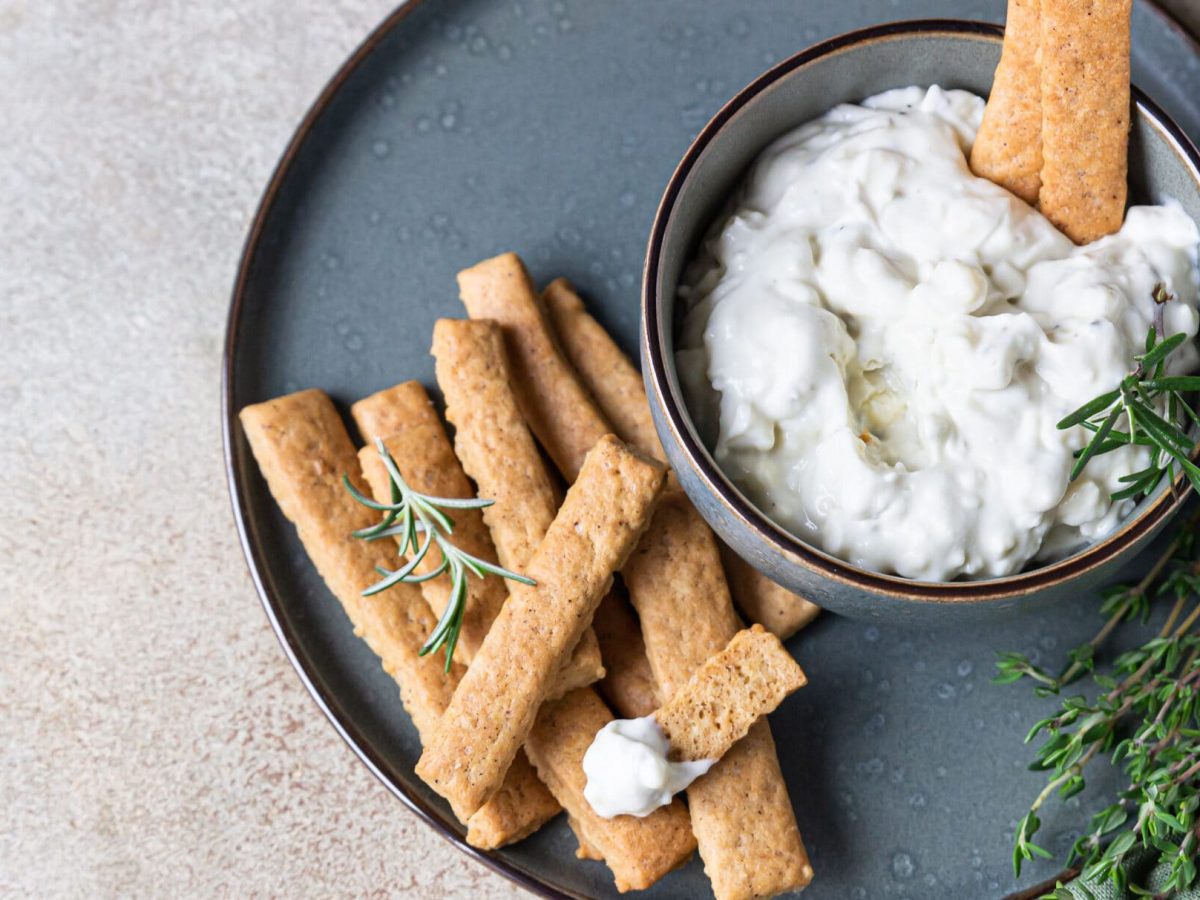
642,19,1200,624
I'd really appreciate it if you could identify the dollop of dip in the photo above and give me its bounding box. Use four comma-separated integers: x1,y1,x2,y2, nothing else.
677,86,1200,581
582,716,714,818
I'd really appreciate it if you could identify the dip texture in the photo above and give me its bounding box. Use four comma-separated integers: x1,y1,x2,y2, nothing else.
677,86,1200,581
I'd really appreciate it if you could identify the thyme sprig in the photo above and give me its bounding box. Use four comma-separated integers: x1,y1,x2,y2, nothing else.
343,438,533,671
1058,284,1200,500
998,509,1200,897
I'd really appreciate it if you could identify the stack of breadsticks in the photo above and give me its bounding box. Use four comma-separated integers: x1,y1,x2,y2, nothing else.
971,0,1132,243
240,252,820,897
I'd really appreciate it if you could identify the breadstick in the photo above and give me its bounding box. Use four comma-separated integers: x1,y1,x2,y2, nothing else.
591,592,660,719
655,625,806,763
1039,0,1131,243
718,544,821,641
970,0,1044,204
543,277,822,639
239,390,459,741
527,689,696,892
416,435,667,819
430,318,560,571
542,277,665,460
352,382,602,693
457,253,605,481
461,255,812,898
464,751,562,850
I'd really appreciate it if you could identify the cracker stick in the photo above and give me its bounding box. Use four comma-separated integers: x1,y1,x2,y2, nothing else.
592,592,660,719
240,390,560,850
430,318,560,571
543,277,822,640
430,321,606,686
655,625,806,763
970,0,1044,204
542,277,665,461
1039,0,1132,243
527,689,696,892
457,253,605,481
352,382,602,695
464,751,561,850
461,255,812,898
239,390,458,740
719,544,821,641
416,436,667,818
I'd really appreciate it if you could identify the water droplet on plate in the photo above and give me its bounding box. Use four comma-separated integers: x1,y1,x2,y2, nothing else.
372,140,390,158
936,682,956,701
956,659,973,677
892,852,916,879
864,625,880,642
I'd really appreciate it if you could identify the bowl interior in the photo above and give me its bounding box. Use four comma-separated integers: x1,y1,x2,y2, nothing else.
647,21,1200,605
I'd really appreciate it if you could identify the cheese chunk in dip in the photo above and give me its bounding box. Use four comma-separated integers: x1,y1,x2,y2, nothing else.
677,86,1200,582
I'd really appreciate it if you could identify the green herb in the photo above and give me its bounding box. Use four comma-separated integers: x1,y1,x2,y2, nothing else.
997,509,1200,896
1058,284,1200,500
344,438,534,671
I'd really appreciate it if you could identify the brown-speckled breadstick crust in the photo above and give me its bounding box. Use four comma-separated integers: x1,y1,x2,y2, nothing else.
352,386,602,695
543,277,822,640
430,324,604,690
239,390,458,741
464,750,562,850
542,277,665,461
458,253,610,482
592,592,661,719
241,389,559,850
431,319,560,572
690,720,814,900
416,436,666,818
350,380,442,446
526,689,696,892
655,625,806,763
622,495,813,898
970,0,1044,204
569,815,605,861
1038,0,1131,243
719,544,821,641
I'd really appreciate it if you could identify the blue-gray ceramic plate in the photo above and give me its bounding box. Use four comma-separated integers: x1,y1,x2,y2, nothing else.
223,2,1200,897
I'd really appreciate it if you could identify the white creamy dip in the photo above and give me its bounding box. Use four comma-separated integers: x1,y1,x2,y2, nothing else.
582,716,714,818
677,85,1200,581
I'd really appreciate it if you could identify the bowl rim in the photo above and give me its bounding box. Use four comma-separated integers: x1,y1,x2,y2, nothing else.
641,17,1200,603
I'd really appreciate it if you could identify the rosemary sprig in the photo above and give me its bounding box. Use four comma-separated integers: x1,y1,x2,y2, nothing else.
998,508,1200,896
343,438,534,671
1058,284,1200,500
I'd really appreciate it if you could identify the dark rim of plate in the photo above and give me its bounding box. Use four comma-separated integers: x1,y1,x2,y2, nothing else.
643,17,1200,605
221,8,1200,900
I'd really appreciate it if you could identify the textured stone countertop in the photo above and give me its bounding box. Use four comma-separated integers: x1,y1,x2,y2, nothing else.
3,1,1198,897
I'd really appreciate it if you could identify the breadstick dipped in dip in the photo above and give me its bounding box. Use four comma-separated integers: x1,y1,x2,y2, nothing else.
542,277,822,640
584,626,807,818
970,0,1043,203
1038,0,1132,243
458,252,814,900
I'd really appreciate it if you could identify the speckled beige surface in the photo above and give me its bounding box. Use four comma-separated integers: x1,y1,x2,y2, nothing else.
3,1,1198,898
0,2,523,896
